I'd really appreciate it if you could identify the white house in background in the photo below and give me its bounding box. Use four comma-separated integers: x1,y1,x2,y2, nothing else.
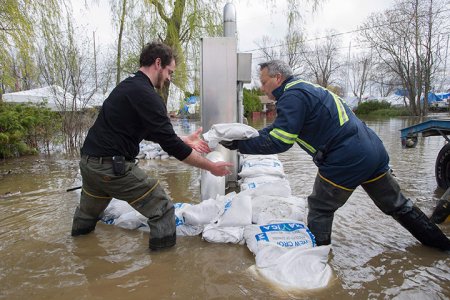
2,85,88,111
379,94,409,107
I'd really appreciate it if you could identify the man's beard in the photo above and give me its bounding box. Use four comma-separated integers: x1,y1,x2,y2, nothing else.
155,70,164,89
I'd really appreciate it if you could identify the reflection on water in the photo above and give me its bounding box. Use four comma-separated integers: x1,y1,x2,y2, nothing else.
0,116,449,299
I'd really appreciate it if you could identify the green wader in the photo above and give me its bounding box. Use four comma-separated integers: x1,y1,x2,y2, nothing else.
71,156,176,250
307,171,450,251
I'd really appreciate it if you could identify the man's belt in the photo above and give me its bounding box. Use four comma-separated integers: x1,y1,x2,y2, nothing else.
82,155,134,164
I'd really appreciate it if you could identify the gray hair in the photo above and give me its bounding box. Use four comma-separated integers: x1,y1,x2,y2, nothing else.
258,60,293,78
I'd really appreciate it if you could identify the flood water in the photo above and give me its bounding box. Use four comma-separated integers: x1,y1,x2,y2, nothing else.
0,116,449,299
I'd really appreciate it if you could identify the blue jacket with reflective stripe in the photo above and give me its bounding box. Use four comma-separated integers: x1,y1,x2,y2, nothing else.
237,77,389,189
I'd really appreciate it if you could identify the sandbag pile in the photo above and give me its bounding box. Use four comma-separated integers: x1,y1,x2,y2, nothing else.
100,123,333,290
100,153,333,290
138,142,171,160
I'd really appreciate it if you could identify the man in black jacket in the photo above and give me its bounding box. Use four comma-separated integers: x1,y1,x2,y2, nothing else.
71,42,231,250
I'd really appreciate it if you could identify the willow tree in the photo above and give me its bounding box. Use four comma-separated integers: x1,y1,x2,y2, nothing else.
0,1,61,95
37,6,98,153
142,0,222,102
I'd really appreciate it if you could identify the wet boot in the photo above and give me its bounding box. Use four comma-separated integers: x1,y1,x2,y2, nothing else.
307,175,353,246
394,204,450,251
148,206,176,251
71,206,99,236
430,199,450,224
71,191,111,236
430,188,450,224
131,183,177,251
362,171,450,251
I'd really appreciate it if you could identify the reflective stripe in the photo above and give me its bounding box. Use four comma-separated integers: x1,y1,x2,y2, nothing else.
270,128,297,144
319,173,355,192
362,172,387,184
331,93,349,126
284,79,349,126
284,79,303,90
82,187,112,200
296,138,316,154
129,180,160,206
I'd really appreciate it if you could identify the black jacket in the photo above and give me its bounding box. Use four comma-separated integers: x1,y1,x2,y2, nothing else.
81,71,192,161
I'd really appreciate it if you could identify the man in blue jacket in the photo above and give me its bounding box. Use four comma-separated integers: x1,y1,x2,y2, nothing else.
221,60,450,251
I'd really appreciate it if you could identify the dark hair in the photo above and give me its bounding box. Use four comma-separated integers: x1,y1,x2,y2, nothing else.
139,42,175,67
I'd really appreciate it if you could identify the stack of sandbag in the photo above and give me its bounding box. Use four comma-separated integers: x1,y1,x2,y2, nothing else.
99,122,333,290
238,154,291,193
138,141,170,160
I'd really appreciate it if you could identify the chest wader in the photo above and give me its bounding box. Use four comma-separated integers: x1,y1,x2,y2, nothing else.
71,156,176,251
307,175,353,246
362,171,450,251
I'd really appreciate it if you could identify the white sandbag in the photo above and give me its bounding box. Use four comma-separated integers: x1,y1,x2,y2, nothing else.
114,211,148,230
236,181,292,200
251,195,306,224
241,174,287,184
181,198,222,226
238,158,285,179
202,123,259,148
216,194,252,227
200,151,226,201
202,224,245,244
240,178,291,194
101,198,136,222
174,203,204,236
244,220,316,255
253,245,333,290
240,154,280,162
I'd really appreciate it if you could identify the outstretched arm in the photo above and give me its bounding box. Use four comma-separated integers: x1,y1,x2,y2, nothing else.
181,127,211,154
182,151,232,177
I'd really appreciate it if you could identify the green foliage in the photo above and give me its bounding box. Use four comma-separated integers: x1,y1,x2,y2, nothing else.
0,0,61,93
243,88,263,117
0,102,61,158
354,100,392,115
354,100,412,117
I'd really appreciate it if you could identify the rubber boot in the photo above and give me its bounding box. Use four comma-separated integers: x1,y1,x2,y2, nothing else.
148,206,176,251
430,199,450,224
394,203,450,251
131,183,177,251
430,188,450,224
71,191,111,236
71,206,98,236
362,171,450,251
307,175,353,246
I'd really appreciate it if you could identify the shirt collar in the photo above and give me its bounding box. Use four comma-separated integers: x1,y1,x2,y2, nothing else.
136,70,154,88
272,75,294,100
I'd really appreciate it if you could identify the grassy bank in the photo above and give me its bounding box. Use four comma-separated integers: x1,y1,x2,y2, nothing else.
354,100,412,117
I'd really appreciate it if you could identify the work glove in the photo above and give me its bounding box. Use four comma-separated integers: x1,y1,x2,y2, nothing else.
219,140,239,150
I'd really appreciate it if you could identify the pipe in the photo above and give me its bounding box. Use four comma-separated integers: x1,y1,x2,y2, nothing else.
223,2,236,38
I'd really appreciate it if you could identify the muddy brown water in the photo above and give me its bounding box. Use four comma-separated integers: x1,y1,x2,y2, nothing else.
0,116,449,299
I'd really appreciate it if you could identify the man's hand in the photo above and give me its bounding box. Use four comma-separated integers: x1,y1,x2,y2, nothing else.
182,127,211,154
209,161,233,176
219,140,239,150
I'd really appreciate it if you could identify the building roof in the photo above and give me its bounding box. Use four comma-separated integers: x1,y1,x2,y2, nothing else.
259,95,275,105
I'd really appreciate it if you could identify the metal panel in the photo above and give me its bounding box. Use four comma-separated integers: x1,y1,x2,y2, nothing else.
200,37,238,185
237,53,252,83
200,37,238,132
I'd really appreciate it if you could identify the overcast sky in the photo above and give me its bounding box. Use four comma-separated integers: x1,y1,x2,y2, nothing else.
235,0,395,53
74,0,396,53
